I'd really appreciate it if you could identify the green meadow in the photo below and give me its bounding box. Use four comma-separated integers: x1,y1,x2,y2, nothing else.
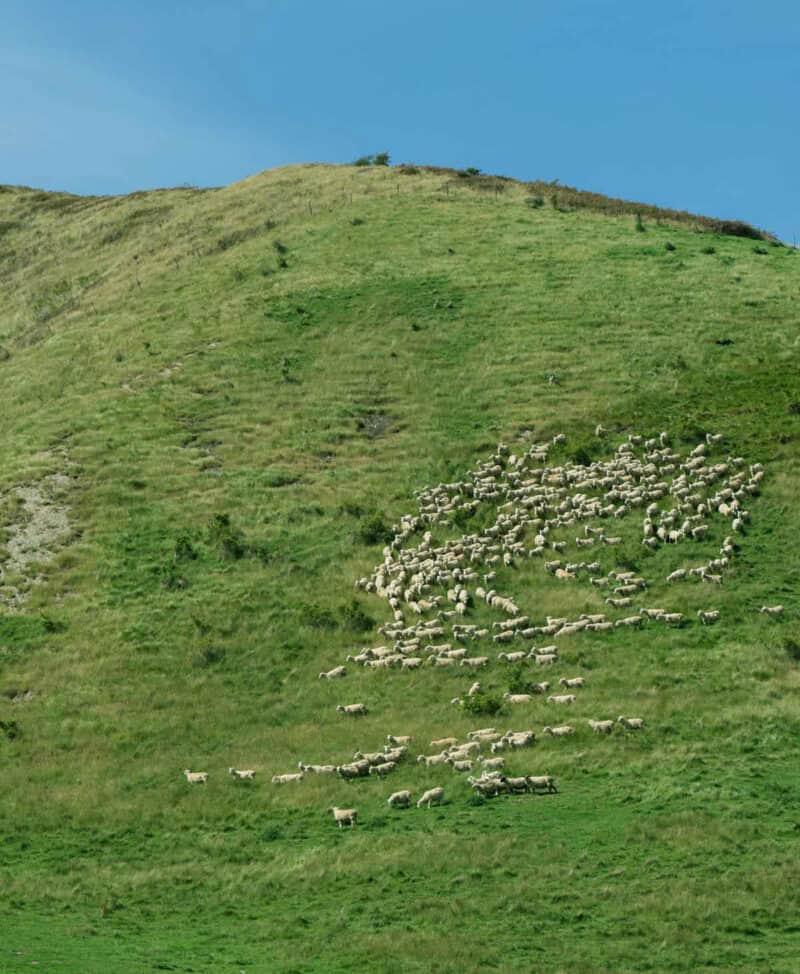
0,163,798,972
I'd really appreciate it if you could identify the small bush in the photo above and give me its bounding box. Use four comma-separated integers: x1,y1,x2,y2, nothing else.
753,245,769,256
459,167,482,178
353,155,374,167
207,513,247,560
525,195,545,209
340,600,373,633
0,719,21,741
357,513,392,546
398,164,419,175
635,213,646,233
374,152,390,166
665,241,676,252
194,646,225,668
273,240,288,255
306,605,338,630
174,535,197,562
701,245,716,255
462,692,503,717
784,638,800,662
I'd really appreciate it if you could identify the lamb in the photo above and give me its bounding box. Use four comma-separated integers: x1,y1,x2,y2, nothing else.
228,767,256,780
617,716,645,730
479,756,505,770
546,694,576,705
542,725,574,737
759,605,784,617
183,770,208,784
660,612,684,626
383,746,407,762
526,775,558,794
387,790,411,808
417,787,444,808
417,752,449,767
697,609,720,625
318,666,346,680
298,762,336,775
588,719,615,734
559,677,585,689
447,741,480,757
271,772,305,784
330,806,358,828
336,703,368,716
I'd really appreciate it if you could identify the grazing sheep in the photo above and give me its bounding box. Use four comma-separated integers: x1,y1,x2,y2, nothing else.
417,787,445,808
228,768,256,780
526,775,558,794
417,753,449,767
504,775,532,794
697,609,720,625
387,790,411,808
451,760,474,772
470,776,508,797
479,756,505,770
430,737,458,749
337,760,370,779
617,716,645,730
534,653,557,666
531,681,550,694
588,719,615,734
759,605,784,617
559,677,585,689
336,703,368,716
542,725,574,737
318,666,346,680
666,569,687,582
183,770,208,784
497,651,528,663
298,762,336,775
368,761,397,776
387,735,412,746
504,693,533,704
330,806,357,828
272,772,304,784
460,656,489,667
467,727,497,740
614,615,643,628
546,694,576,705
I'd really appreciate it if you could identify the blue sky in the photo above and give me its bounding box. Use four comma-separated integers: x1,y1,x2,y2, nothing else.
3,0,798,240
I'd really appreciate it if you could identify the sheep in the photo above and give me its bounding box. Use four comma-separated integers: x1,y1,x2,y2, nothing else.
526,775,558,794
759,605,784,617
400,656,423,669
330,806,357,828
546,694,576,705
467,681,482,696
272,772,304,784
559,677,585,689
368,761,397,777
542,725,574,737
447,741,480,758
417,752,449,767
336,703,368,716
504,693,534,704
615,615,643,628
298,762,336,775
530,681,550,694
606,597,632,609
502,730,536,748
470,776,508,797
417,787,444,808
451,760,474,772
504,775,532,794
467,727,497,740
387,790,411,808
383,746,407,762
354,750,389,766
497,651,528,663
639,607,666,620
660,612,684,626
697,609,720,625
337,760,370,780
228,767,256,780
534,653,557,666
318,665,347,680
183,770,208,784
387,735,412,746
588,719,615,734
617,716,645,730
430,737,458,749
460,656,489,667
479,756,505,770
666,569,687,582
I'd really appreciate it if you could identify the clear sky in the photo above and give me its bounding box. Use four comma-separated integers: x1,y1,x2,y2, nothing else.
3,1,798,241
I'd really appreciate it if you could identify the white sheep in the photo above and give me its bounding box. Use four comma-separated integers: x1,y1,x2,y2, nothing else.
417,787,444,808
460,656,489,667
336,703,368,716
697,609,720,625
542,725,574,737
546,694,576,705
588,719,615,734
558,677,585,689
387,734,412,746
272,772,304,784
479,756,505,770
330,806,357,828
617,716,645,730
467,727,497,740
430,737,458,749
526,775,558,794
504,693,533,704
759,605,784,617
451,760,474,772
318,665,346,680
228,767,256,780
183,770,208,784
387,790,411,808
368,761,397,776
298,763,336,775
417,753,449,767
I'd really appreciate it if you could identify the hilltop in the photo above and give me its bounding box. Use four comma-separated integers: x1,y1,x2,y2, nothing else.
0,163,799,973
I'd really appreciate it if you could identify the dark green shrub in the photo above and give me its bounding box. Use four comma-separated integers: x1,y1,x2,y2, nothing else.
784,638,800,662
207,513,247,560
306,605,338,630
665,241,676,252
374,151,390,166
701,245,717,255
635,213,646,232
0,719,20,741
353,155,374,167
174,535,197,561
340,600,373,633
462,692,503,717
194,646,225,668
357,513,392,546
753,245,769,255
525,195,545,208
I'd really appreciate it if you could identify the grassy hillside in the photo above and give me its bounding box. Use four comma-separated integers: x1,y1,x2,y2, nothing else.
0,163,799,973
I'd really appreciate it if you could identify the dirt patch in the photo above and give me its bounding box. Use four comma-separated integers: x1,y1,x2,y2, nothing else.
0,463,74,610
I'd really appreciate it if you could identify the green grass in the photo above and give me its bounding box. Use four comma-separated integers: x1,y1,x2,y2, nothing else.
0,163,799,972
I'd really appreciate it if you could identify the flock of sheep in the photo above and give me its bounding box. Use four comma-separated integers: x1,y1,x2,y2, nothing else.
185,428,782,826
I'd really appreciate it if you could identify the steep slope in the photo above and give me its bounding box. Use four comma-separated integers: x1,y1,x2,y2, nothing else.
0,164,799,973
